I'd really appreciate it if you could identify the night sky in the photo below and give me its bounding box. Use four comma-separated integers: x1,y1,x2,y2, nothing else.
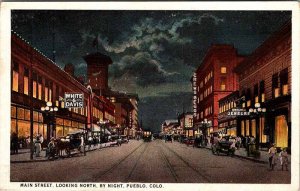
11,11,291,132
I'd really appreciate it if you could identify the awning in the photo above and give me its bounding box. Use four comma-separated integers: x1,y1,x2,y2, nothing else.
92,124,111,135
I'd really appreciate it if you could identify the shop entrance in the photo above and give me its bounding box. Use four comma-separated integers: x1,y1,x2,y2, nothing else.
275,115,288,148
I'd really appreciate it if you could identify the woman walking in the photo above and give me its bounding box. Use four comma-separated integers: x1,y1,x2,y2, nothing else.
268,143,277,170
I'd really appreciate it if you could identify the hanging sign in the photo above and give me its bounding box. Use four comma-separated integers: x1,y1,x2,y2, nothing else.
64,93,84,108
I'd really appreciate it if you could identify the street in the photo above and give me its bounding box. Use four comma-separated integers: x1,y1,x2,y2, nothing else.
11,140,290,183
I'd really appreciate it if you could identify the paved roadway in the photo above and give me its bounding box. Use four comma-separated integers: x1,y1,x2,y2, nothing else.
11,140,290,183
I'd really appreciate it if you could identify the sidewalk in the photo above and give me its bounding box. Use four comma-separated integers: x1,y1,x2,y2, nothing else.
10,142,114,163
205,144,291,164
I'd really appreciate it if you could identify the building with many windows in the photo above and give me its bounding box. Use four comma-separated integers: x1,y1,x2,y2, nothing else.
178,112,193,137
192,45,244,135
11,32,115,147
234,21,291,150
218,91,239,136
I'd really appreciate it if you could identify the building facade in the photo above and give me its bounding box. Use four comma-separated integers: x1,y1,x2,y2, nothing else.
11,32,115,146
193,45,244,135
178,112,193,137
218,91,239,137
234,21,291,150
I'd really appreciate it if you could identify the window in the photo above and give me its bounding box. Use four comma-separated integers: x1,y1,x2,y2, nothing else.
220,80,226,90
24,68,29,95
221,67,227,74
272,73,279,98
247,100,251,107
38,76,42,100
12,70,19,92
45,87,48,102
280,68,288,95
260,81,265,103
33,81,37,98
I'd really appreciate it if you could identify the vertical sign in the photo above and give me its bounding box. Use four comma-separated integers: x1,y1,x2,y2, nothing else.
192,73,197,117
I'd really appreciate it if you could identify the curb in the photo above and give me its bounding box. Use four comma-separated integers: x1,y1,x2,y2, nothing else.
204,147,268,164
10,144,118,163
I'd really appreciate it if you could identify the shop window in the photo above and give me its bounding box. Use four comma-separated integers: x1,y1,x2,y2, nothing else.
17,108,25,119
241,121,245,136
275,115,288,148
221,67,227,74
251,119,256,138
38,113,43,122
11,119,17,134
245,120,250,136
259,117,267,143
33,111,38,122
56,118,64,126
12,70,19,92
11,106,16,118
18,120,30,138
24,109,30,120
49,89,52,102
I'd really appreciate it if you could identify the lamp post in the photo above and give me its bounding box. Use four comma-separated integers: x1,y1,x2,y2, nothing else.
201,118,209,146
248,102,266,150
41,101,58,144
98,119,109,148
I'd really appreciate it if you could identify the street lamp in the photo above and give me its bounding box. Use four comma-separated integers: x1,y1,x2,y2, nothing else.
248,102,266,150
97,119,109,148
41,101,58,144
201,118,209,146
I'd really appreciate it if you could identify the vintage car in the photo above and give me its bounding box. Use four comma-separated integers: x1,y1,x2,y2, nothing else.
186,138,195,146
212,136,235,156
109,135,122,146
121,135,129,144
165,134,173,143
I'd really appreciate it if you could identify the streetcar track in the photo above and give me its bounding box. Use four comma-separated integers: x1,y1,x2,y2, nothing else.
161,142,212,183
125,143,150,182
93,142,145,180
159,144,179,182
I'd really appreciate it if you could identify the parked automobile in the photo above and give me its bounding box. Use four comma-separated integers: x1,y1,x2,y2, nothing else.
165,134,173,143
179,135,187,143
212,136,235,156
109,135,122,146
186,138,195,147
121,135,129,144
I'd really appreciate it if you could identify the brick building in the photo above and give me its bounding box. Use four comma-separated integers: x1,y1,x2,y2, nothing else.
11,32,115,146
178,112,194,137
234,21,291,150
218,91,239,136
192,45,244,135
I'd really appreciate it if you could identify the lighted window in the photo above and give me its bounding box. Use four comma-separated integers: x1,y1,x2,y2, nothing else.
247,100,251,107
12,71,18,92
45,87,48,102
220,84,226,91
282,84,288,95
49,89,52,102
255,96,259,103
221,67,227,74
33,81,37,98
23,76,29,95
61,101,65,108
242,103,245,108
251,119,256,137
38,83,42,100
245,120,250,136
241,121,245,136
274,88,280,98
261,93,265,102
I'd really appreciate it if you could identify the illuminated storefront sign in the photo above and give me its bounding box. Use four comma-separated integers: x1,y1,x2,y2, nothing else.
64,93,84,108
227,108,249,116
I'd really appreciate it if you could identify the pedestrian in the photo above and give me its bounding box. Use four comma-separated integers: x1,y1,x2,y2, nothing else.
47,137,56,159
11,133,18,154
80,134,85,152
35,136,42,157
88,136,93,150
279,148,289,171
268,143,277,170
236,136,241,150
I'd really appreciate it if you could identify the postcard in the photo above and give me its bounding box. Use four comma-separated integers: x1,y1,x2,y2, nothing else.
0,1,299,191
